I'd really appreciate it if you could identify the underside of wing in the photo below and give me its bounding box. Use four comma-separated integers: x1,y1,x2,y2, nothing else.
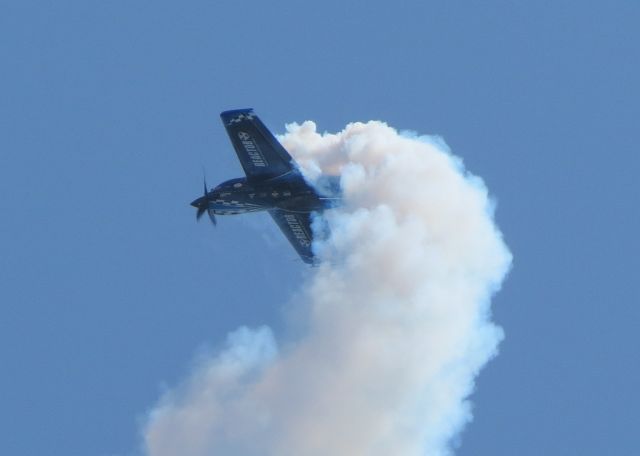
221,109,295,181
268,210,315,264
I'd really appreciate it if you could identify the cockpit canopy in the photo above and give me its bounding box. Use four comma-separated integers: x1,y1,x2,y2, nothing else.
212,177,250,193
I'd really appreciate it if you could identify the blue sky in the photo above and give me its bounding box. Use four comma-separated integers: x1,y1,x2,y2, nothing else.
1,1,638,455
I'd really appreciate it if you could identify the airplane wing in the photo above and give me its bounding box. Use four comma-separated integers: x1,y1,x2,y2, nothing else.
220,109,295,181
268,210,315,264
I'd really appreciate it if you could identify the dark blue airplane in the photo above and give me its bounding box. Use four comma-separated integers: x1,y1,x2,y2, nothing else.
191,109,339,264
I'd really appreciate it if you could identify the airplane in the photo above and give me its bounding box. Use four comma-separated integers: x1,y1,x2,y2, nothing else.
190,109,340,264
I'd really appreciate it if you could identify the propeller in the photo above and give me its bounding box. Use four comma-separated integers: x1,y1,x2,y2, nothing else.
190,178,217,226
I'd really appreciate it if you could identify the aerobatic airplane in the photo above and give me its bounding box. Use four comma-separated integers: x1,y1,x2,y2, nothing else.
190,109,339,264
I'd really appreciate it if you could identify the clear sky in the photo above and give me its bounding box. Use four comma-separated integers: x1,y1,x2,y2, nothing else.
1,1,638,455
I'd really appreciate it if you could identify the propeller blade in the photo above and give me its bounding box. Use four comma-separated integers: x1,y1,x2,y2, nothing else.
207,207,217,226
193,171,216,226
202,166,208,194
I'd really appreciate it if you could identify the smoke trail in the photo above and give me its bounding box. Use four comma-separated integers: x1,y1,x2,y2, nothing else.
143,120,512,456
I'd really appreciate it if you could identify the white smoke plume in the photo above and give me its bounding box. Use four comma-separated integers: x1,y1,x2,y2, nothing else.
142,120,512,456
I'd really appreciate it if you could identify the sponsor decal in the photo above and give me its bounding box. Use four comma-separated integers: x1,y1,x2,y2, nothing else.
283,214,311,247
237,131,267,168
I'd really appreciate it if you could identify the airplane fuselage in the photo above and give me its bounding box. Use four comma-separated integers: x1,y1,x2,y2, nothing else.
200,172,336,216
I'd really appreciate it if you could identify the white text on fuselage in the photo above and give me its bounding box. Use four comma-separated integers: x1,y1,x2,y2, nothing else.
284,214,311,247
237,131,266,168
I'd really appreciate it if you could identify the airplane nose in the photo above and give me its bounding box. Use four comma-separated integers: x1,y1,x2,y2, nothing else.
191,196,204,208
